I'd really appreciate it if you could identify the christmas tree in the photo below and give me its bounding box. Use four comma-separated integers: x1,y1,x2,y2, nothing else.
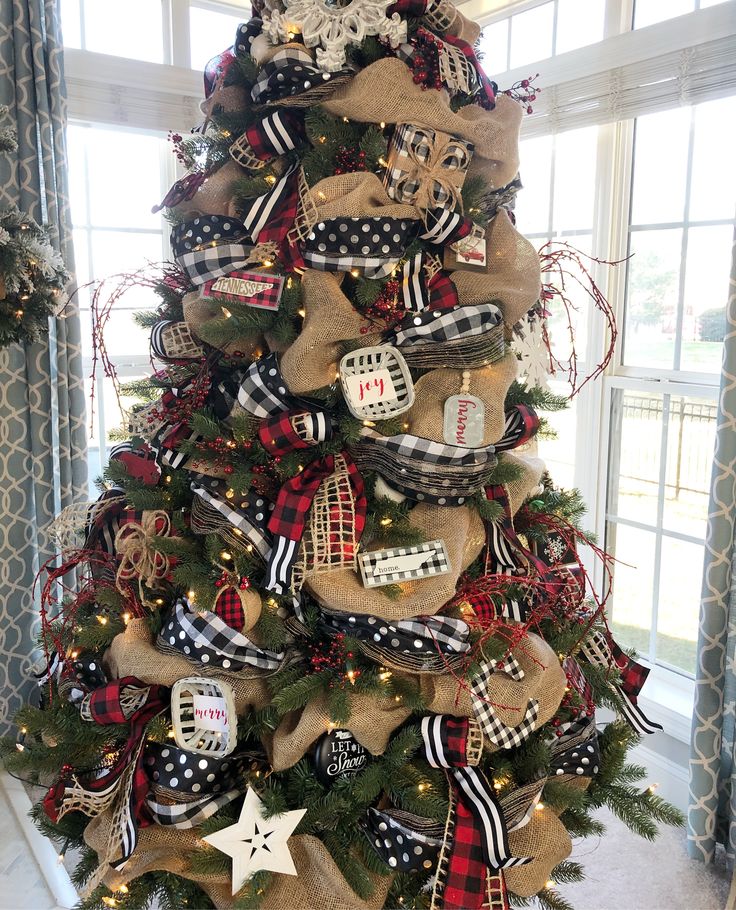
3,2,683,908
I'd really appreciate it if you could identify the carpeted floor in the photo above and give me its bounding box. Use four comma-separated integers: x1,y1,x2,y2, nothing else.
565,808,731,910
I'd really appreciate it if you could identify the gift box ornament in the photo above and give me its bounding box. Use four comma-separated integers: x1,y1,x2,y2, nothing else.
339,345,414,420
384,123,473,210
171,676,238,758
358,539,450,588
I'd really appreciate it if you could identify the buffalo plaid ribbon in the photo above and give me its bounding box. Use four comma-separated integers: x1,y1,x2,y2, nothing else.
443,34,498,109
470,662,540,749
581,630,663,735
421,715,529,909
245,109,306,160
236,352,314,418
264,451,366,593
146,788,241,828
257,409,332,457
401,252,459,313
44,678,169,871
389,301,502,349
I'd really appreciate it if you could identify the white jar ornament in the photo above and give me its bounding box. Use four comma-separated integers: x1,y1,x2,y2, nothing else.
171,676,238,757
339,345,414,420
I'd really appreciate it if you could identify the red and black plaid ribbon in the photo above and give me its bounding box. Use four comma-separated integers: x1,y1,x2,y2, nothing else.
387,0,428,15
257,409,332,457
244,110,307,161
240,162,301,246
401,252,459,313
264,451,366,593
44,678,170,869
608,635,650,703
421,715,529,910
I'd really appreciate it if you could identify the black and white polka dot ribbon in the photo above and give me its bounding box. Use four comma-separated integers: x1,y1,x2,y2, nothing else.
320,609,471,657
363,807,443,872
143,741,247,795
251,46,351,103
190,476,273,562
301,216,419,280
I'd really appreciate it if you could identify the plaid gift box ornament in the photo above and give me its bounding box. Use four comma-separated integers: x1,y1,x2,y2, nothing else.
384,123,473,211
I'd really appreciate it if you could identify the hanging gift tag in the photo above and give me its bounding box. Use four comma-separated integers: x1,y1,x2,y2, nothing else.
313,729,370,787
359,539,450,588
201,270,284,310
342,368,397,408
339,345,414,420
193,693,230,733
443,222,489,272
443,394,485,447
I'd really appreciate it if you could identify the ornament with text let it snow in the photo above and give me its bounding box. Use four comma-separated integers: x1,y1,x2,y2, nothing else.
171,676,237,757
443,222,489,272
443,394,485,447
339,345,414,420
313,728,371,787
358,539,450,588
200,270,284,310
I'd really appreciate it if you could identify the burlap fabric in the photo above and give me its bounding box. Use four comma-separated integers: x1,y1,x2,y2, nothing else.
500,452,545,516
405,351,518,446
505,808,572,896
105,619,272,715
452,211,541,331
280,269,381,393
206,836,393,910
322,62,521,190
306,172,419,224
173,161,246,220
268,691,412,771
306,503,485,621
418,632,565,745
200,84,250,120
183,290,265,358
86,815,392,910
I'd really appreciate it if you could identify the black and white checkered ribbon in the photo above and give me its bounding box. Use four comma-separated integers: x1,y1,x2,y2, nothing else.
146,788,241,828
421,715,531,871
176,242,254,288
358,425,497,467
470,662,540,749
235,353,309,418
388,302,502,348
580,630,662,735
191,477,273,561
159,597,283,671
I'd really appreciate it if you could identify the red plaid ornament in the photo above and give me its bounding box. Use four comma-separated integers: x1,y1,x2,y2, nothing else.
213,583,261,633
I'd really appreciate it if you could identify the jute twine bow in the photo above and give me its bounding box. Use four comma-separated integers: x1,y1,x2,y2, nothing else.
394,129,471,211
115,510,172,602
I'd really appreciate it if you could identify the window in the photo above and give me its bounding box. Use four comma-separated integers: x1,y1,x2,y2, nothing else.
481,1,736,690
189,3,244,72
60,0,165,63
66,124,173,493
478,0,606,74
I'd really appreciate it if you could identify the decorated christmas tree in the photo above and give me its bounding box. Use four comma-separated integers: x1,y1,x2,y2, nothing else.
3,2,683,908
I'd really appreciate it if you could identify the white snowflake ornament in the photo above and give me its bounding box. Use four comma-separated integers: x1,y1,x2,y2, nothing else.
263,0,407,72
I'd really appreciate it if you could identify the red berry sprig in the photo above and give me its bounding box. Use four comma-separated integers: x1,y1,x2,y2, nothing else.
361,278,404,330
503,75,541,114
408,28,444,92
333,146,368,176
309,633,361,688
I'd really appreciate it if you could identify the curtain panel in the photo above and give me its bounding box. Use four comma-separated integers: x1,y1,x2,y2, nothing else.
688,230,736,864
0,0,87,733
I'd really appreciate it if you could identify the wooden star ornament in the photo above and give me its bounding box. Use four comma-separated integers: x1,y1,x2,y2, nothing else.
203,787,306,895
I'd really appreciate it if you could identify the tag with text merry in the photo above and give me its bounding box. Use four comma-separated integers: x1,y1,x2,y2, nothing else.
193,694,229,732
343,368,397,406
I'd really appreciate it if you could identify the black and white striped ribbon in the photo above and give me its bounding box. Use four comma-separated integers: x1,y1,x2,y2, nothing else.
420,715,530,871
402,252,428,312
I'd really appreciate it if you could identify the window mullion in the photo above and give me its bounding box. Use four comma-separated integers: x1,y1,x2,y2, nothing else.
672,108,698,371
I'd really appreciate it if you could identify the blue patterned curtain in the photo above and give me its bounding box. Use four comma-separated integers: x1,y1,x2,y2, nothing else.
0,1,87,733
688,229,736,864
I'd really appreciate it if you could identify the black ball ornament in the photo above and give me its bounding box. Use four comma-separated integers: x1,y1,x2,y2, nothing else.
313,728,370,787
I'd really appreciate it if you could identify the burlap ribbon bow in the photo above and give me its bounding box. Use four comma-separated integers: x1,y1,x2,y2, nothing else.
115,510,172,601
393,127,472,211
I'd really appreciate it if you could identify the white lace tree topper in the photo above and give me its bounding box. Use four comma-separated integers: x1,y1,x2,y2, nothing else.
263,0,407,72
